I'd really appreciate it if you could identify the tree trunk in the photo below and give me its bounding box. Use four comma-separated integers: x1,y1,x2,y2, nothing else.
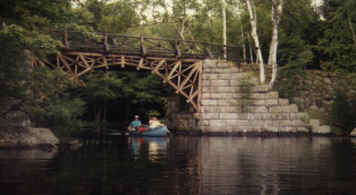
221,0,227,59
245,0,265,84
268,0,283,89
240,21,247,64
347,13,356,46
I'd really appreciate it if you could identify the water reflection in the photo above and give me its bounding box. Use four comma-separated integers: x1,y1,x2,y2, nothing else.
130,137,170,161
0,137,355,195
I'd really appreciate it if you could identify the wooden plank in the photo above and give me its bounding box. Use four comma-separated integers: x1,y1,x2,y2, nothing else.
137,58,144,70
77,67,92,77
58,55,74,74
176,61,200,94
79,55,90,68
168,60,181,79
121,56,125,68
152,59,166,74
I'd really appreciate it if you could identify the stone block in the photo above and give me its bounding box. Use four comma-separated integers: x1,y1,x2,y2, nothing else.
220,113,239,119
315,125,332,134
201,113,219,120
297,126,309,132
225,120,240,126
265,92,279,99
211,80,230,86
218,73,233,80
261,113,273,120
248,113,264,120
221,106,242,113
248,120,266,127
248,106,268,113
201,106,218,113
309,119,320,128
271,113,290,120
230,80,241,86
203,68,215,73
202,80,211,86
250,93,266,99
272,120,281,127
279,120,293,126
234,120,249,126
251,85,269,92
201,93,211,99
269,105,298,113
209,120,226,128
292,120,307,126
249,99,265,106
264,126,279,132
204,61,217,68
232,93,243,98
278,98,289,105
265,99,279,106
201,99,217,106
279,126,293,132
202,74,218,80
289,104,299,112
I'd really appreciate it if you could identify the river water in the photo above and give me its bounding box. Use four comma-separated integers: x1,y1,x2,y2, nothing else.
0,136,356,195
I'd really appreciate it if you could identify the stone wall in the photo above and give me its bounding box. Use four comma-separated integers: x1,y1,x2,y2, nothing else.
198,60,312,134
167,60,334,135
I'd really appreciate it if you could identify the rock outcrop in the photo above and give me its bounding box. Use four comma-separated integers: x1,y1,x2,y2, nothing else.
0,126,59,149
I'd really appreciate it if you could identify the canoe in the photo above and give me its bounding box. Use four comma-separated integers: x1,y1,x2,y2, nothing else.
130,126,170,137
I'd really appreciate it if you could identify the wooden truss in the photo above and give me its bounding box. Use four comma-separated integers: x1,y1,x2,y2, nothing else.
34,51,203,112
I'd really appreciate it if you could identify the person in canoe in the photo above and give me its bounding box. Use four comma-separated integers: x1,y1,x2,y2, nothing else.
128,115,142,132
149,116,163,129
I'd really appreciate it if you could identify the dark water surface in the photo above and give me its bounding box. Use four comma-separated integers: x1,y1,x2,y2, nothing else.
0,136,356,195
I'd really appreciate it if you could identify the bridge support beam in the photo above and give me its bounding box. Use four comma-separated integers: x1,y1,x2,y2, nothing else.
36,51,203,112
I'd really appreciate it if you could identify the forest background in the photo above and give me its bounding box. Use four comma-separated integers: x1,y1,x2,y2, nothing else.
1,0,356,136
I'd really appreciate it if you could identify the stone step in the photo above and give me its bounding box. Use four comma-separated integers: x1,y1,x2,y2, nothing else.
202,72,257,80
201,110,308,120
202,85,270,93
202,79,259,87
201,92,279,100
202,120,308,132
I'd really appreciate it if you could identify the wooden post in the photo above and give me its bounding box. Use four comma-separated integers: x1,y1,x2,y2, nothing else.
64,30,69,49
104,32,109,52
175,40,181,58
204,47,214,58
140,35,146,56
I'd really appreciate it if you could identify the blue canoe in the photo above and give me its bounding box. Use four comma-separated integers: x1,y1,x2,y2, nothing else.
130,126,170,137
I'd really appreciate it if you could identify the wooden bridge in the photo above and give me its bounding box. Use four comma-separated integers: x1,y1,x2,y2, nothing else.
33,31,242,112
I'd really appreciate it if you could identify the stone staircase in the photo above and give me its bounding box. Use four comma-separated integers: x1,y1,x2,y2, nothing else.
199,60,315,134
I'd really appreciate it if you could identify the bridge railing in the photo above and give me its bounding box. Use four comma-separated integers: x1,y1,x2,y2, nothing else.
51,31,241,62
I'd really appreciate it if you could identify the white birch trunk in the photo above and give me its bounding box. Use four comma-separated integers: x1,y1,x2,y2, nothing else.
221,0,227,59
245,0,265,83
268,0,283,88
241,23,247,64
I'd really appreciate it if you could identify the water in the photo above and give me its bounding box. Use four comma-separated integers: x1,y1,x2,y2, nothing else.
0,136,356,195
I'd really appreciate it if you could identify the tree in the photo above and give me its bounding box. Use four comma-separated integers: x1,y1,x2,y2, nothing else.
221,0,227,58
317,0,356,72
244,0,266,83
268,0,283,88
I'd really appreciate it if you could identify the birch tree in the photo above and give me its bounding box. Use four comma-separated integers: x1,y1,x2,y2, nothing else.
221,0,227,58
268,0,283,88
245,0,265,84
244,0,284,87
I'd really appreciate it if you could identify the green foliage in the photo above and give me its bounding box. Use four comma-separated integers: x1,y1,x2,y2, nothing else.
72,0,140,33
316,0,356,72
0,25,28,102
26,67,85,131
81,72,123,103
330,89,356,134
